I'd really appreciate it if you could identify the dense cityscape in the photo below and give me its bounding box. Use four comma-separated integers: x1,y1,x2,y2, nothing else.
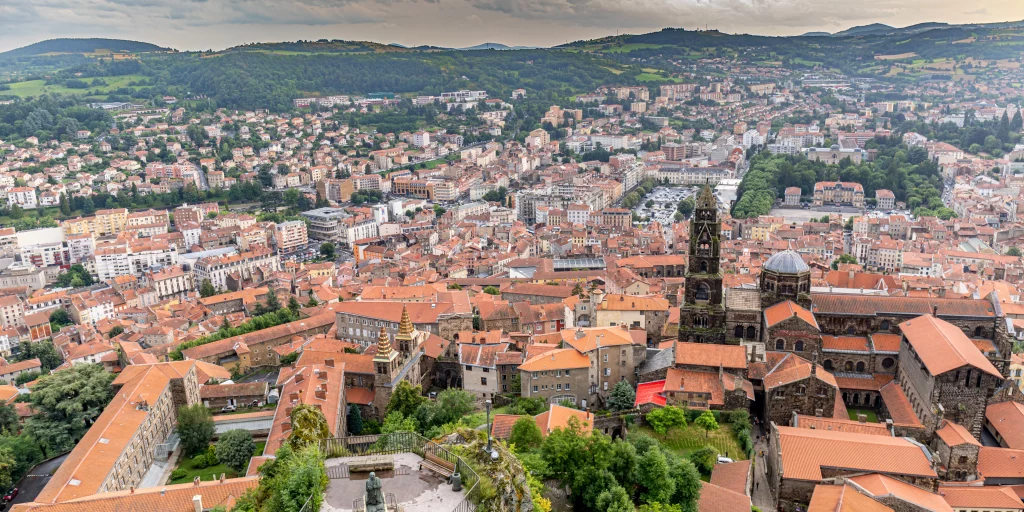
1,12,1024,512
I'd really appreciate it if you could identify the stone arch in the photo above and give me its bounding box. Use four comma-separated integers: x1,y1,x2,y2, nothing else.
880,320,890,331
735,325,745,339
856,361,865,372
700,260,708,273
974,326,984,337
746,326,756,339
794,340,804,352
775,339,785,350
853,393,861,405
824,359,834,371
845,361,854,371
882,357,895,369
695,283,710,301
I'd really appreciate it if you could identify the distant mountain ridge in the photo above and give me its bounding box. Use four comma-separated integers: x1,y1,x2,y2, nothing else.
0,38,168,58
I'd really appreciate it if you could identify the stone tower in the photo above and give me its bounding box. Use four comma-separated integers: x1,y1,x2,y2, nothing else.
372,325,400,415
395,305,417,356
679,182,727,344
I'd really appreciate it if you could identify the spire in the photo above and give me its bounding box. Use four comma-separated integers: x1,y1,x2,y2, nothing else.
374,326,395,361
397,304,415,338
696,179,716,210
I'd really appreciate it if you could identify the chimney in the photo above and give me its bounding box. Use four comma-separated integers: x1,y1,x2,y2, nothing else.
130,486,134,494
295,373,304,383
315,388,327,400
318,370,328,381
282,420,292,431
932,305,938,317
325,358,335,368
193,495,203,512
289,392,300,402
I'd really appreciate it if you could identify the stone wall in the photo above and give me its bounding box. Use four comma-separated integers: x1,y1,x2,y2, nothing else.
765,374,837,428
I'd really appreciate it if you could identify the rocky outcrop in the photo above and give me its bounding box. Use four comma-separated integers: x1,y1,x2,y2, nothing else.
438,429,535,512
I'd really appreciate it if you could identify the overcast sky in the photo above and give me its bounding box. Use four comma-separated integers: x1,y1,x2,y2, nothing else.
2,0,1024,52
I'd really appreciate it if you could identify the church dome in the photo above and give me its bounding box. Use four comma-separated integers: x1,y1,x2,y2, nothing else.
764,250,809,274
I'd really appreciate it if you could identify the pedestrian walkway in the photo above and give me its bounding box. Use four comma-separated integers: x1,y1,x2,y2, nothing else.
751,422,776,511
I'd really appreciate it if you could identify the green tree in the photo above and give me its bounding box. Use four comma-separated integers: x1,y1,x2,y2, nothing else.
1008,247,1022,257
483,286,500,295
200,279,217,298
509,416,543,451
385,381,426,418
607,380,636,412
540,416,589,486
263,288,281,313
347,404,363,435
0,447,16,491
319,242,335,260
639,504,683,512
414,388,475,434
108,326,124,338
288,404,330,450
288,296,301,314
596,484,633,512
48,309,72,329
0,435,43,481
0,405,18,435
645,406,686,435
689,446,717,476
25,364,115,453
695,410,719,438
216,429,257,472
667,456,702,511
608,438,641,496
177,404,215,456
831,253,858,270
638,447,674,504
234,444,327,512
380,411,417,435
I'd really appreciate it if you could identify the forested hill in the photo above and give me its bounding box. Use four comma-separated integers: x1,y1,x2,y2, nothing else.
0,38,168,59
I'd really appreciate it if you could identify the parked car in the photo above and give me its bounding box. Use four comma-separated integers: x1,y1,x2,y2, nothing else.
717,456,734,464
4,487,18,502
221,405,237,413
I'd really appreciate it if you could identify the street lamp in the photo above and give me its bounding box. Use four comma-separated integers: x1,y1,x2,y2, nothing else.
485,399,493,453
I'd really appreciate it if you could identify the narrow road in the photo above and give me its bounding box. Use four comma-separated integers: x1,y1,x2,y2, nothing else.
751,424,776,511
10,453,69,506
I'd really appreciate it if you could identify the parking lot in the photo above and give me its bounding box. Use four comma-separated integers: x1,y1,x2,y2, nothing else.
633,186,697,224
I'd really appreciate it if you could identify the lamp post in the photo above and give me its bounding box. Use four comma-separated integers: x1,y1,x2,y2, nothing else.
485,398,493,453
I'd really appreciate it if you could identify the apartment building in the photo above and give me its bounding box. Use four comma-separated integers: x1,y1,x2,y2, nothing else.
94,242,179,281
301,207,350,243
5,187,37,209
192,247,279,291
34,361,225,504
0,295,25,329
273,220,308,254
145,266,194,300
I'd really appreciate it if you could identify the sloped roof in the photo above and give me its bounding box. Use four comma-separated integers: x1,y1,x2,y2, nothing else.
807,484,893,512
12,477,258,512
811,294,995,318
697,481,752,512
979,447,1024,479
776,426,937,481
846,474,951,512
940,486,1022,509
936,421,981,448
675,342,747,369
518,348,589,372
985,401,1024,449
899,315,1001,378
764,300,819,330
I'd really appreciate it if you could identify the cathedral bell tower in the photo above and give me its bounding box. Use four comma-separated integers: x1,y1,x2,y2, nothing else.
679,182,727,344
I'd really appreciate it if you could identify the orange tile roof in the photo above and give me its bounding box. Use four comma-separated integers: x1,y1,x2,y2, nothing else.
878,381,922,428
13,477,258,512
832,373,893,392
697,481,752,512
598,294,670,311
793,414,891,436
820,335,870,353
846,474,951,512
811,294,995,318
535,404,593,435
559,326,634,353
979,447,1024,479
518,348,589,372
869,333,902,353
490,414,524,439
763,355,837,390
939,486,1022,509
899,315,1001,378
776,426,937,481
264,362,346,456
345,386,375,405
986,401,1024,449
675,342,747,369
764,300,819,329
635,380,667,408
936,421,981,448
808,484,893,512
709,460,750,495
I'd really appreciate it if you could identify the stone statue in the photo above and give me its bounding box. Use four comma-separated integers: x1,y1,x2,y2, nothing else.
365,471,386,512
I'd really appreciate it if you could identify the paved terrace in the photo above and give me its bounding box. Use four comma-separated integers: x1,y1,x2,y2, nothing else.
322,453,464,512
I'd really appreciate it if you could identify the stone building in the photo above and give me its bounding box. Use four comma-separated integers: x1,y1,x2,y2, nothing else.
725,288,762,350
371,306,430,415
759,250,812,310
931,420,982,482
763,300,821,360
678,183,727,343
763,352,840,426
766,425,938,511
334,299,474,348
811,180,865,206
896,315,1005,438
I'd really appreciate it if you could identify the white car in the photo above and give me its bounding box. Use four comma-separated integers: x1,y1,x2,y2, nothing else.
717,455,734,464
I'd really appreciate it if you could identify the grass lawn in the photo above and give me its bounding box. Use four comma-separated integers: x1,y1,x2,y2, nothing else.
847,408,879,422
635,72,685,83
168,442,266,485
637,424,747,461
1,74,147,99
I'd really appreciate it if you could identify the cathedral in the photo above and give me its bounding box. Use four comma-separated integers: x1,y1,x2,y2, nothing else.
677,183,728,343
371,305,430,414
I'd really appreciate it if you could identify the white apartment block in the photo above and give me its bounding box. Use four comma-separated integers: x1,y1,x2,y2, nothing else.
5,187,38,209
147,267,194,300
344,218,379,246
412,131,431,148
192,247,280,290
94,243,179,281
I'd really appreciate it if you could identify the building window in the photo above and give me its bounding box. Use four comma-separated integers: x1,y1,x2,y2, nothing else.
879,320,890,331
565,383,570,391
481,377,487,386
882,357,895,369
775,339,785,350
556,384,562,391
794,340,804,352
604,368,611,376
603,354,608,363
533,386,538,392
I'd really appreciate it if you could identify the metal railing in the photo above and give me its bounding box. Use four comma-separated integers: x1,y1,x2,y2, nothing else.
319,431,480,512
